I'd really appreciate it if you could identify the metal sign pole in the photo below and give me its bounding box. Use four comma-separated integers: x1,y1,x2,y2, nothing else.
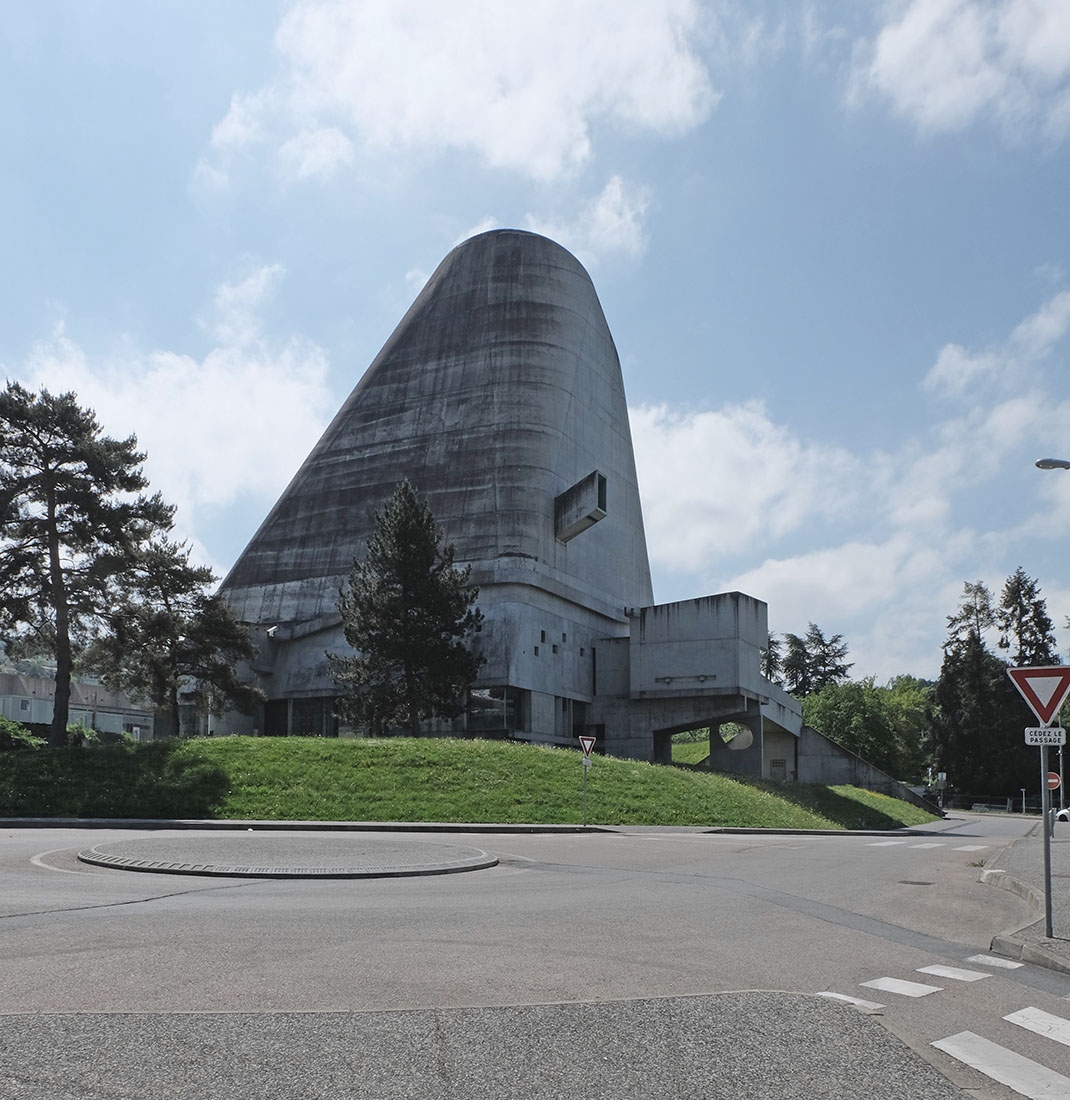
1042,743,1054,938
582,759,589,827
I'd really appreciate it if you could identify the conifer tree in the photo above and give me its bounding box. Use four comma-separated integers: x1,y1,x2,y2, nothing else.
997,566,1057,666
0,384,171,745
329,480,484,736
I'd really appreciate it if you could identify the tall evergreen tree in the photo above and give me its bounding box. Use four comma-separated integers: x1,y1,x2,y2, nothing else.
782,632,811,696
997,566,1057,666
0,384,171,745
806,622,852,692
329,480,484,736
761,632,783,684
781,623,851,697
931,582,1035,794
87,538,262,736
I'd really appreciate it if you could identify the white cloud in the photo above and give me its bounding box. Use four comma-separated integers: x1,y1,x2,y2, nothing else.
629,399,866,571
6,274,334,572
277,126,355,181
525,176,652,264
628,289,1070,679
201,0,717,185
923,289,1070,397
854,0,1070,143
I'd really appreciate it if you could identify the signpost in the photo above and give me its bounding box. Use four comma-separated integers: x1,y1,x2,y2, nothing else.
579,735,596,827
1008,667,1070,938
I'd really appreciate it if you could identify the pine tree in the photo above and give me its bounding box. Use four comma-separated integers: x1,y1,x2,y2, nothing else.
761,632,783,684
329,480,484,736
782,632,811,696
0,384,172,745
997,566,1057,666
806,622,852,692
87,538,262,736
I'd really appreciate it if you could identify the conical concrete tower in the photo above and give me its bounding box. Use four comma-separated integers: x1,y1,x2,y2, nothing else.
221,229,653,738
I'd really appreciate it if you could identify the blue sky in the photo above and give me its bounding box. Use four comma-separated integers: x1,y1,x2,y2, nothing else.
3,0,1070,681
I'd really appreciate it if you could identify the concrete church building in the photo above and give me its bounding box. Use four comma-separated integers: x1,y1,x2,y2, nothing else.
220,229,883,787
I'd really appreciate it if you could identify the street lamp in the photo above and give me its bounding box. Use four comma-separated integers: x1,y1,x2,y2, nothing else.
1036,458,1070,470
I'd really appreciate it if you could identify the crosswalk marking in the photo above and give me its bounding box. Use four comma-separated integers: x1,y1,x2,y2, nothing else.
861,976,942,997
965,953,1024,969
816,992,885,1010
909,842,945,849
1005,1007,1070,1048
953,844,989,851
916,965,991,982
867,840,909,846
932,1030,1070,1099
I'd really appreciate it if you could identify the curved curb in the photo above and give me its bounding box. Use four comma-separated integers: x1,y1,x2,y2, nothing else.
76,845,498,880
979,864,1070,976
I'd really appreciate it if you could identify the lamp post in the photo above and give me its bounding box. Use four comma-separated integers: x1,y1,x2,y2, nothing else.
1035,457,1070,807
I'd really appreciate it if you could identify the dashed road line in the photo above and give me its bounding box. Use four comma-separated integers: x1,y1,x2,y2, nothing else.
916,965,991,983
860,977,943,998
965,953,1024,969
909,843,945,849
816,992,885,1010
953,845,989,852
932,1030,1070,1099
867,840,910,847
1005,1006,1070,1048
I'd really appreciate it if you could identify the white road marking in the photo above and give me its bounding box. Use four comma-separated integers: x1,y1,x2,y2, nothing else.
30,849,98,876
867,840,910,847
860,977,942,997
932,1031,1070,1098
816,992,885,1010
916,965,991,982
966,954,1024,969
953,845,990,851
909,843,945,849
1005,1007,1070,1048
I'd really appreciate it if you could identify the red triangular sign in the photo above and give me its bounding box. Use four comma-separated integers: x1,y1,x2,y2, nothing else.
579,735,596,758
1007,666,1070,726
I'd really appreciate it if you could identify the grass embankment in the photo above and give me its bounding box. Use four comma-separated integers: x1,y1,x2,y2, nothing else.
0,736,937,829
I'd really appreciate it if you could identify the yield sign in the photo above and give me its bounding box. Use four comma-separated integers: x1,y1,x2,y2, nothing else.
578,735,596,758
1007,666,1070,726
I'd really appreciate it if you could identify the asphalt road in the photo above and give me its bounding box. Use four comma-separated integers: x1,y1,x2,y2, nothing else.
1,814,1067,1099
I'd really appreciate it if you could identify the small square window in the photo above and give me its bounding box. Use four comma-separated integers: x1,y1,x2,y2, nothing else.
534,646,540,656
20,699,30,711
580,647,585,656
540,630,546,643
552,644,559,654
562,633,567,643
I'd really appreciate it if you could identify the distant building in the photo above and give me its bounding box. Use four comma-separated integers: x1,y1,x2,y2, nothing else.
0,673,155,740
218,229,910,796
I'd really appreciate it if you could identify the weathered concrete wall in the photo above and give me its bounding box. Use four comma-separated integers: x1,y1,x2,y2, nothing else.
222,229,651,648
797,724,935,810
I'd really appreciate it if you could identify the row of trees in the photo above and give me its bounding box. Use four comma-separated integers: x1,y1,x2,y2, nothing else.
765,569,1065,793
0,384,259,745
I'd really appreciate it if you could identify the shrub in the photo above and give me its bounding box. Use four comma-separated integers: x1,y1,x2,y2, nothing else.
0,715,46,751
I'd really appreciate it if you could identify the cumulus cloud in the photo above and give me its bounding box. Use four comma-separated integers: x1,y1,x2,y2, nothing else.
629,288,1070,678
5,269,334,570
923,289,1070,397
854,0,1070,143
199,0,717,186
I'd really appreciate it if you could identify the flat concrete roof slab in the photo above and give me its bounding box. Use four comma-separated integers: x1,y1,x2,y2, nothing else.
76,835,498,878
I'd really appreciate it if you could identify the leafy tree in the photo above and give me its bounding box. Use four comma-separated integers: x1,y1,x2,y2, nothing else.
87,538,262,736
997,566,1057,666
0,384,171,745
802,675,931,781
329,480,484,736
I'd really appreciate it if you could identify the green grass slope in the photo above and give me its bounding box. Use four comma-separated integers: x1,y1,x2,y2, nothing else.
0,736,937,829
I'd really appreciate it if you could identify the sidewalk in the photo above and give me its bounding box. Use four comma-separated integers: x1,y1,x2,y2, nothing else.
983,816,1070,975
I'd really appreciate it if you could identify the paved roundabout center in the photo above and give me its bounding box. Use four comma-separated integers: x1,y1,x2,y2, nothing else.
77,834,498,879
